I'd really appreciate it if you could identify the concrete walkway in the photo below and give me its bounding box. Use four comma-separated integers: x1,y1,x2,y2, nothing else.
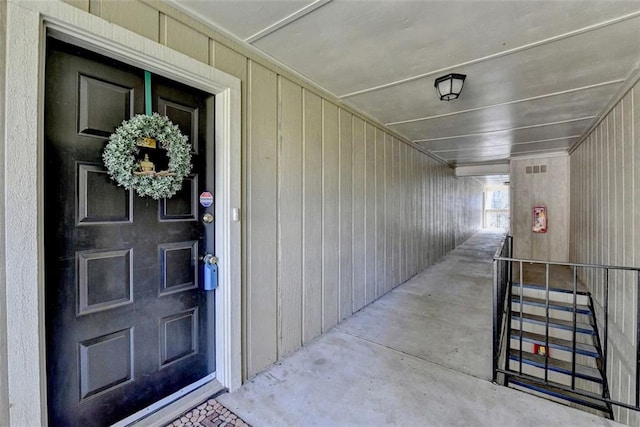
218,231,621,426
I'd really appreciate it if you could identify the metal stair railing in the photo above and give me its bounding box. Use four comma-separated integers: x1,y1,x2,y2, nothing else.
492,234,512,384
492,234,640,416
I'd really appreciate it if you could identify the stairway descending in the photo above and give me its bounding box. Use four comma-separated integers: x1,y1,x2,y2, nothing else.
506,283,613,418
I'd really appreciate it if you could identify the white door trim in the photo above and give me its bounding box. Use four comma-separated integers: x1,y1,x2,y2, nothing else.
3,1,242,425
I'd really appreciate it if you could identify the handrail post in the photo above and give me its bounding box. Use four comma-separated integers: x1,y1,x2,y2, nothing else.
508,235,513,286
518,261,523,376
603,268,609,399
572,265,577,390
493,257,498,383
544,263,550,383
493,234,513,385
636,271,640,407
504,258,513,386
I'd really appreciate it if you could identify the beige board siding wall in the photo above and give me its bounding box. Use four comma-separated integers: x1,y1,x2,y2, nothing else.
511,155,570,262
244,86,483,377
570,82,639,425
69,0,483,381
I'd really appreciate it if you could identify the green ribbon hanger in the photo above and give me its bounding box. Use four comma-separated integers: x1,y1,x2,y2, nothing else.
144,70,152,116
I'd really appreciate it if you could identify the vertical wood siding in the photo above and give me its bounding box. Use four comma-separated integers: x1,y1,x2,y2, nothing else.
302,89,323,344
322,100,339,333
570,82,639,425
338,110,353,321
277,77,302,358
352,117,366,312
384,135,394,294
81,0,484,381
245,61,278,375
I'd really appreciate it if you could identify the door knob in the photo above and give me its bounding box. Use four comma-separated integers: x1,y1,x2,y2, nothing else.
202,254,218,265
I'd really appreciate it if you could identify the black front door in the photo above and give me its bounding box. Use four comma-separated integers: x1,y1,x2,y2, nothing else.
44,38,215,426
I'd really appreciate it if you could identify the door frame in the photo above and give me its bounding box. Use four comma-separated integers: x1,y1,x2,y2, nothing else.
3,1,242,425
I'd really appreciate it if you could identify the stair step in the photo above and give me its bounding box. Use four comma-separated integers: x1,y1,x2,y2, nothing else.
510,339,598,369
511,312,595,335
508,359,602,393
512,322,593,346
511,295,591,315
512,283,590,305
508,377,610,414
511,297,591,323
509,349,602,383
509,331,599,358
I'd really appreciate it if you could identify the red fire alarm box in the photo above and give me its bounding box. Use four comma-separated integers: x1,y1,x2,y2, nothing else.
533,343,549,357
532,206,547,233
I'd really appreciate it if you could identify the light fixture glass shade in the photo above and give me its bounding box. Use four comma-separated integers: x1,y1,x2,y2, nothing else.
434,73,466,101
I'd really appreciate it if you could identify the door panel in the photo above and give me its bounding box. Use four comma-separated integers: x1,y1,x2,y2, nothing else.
77,164,134,224
44,39,214,427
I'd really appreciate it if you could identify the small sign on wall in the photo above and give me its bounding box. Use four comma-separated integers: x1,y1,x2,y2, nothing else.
532,206,547,233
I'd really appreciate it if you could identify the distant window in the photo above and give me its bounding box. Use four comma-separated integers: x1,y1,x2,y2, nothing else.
484,186,510,230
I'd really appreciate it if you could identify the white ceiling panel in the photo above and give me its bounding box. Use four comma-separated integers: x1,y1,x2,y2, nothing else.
510,139,574,154
390,83,612,140
252,1,640,95
346,17,640,125
172,0,640,170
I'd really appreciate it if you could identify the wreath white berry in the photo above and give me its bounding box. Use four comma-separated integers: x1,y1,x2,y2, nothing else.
103,113,192,200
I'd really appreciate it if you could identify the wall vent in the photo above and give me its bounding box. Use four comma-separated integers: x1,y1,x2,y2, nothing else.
525,164,547,174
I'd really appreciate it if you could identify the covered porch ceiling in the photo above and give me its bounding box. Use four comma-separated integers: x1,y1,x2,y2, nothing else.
171,0,640,173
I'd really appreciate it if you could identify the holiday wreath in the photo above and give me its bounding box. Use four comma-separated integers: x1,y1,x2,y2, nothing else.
103,113,192,200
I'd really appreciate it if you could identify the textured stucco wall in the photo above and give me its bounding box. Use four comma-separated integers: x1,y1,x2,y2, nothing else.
0,1,8,425
510,155,570,262
4,3,49,425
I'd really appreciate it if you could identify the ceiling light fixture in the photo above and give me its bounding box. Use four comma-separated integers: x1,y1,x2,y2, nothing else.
434,73,466,101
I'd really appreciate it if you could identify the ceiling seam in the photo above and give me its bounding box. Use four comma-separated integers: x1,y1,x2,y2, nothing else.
385,80,623,126
340,11,640,99
452,148,568,163
483,147,571,158
510,151,570,160
244,0,332,44
432,137,580,153
432,135,581,152
412,116,596,143
453,156,514,163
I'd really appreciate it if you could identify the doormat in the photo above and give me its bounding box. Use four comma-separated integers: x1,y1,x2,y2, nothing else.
166,398,250,427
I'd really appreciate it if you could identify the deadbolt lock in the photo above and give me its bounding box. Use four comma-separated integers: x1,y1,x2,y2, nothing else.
202,213,214,223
